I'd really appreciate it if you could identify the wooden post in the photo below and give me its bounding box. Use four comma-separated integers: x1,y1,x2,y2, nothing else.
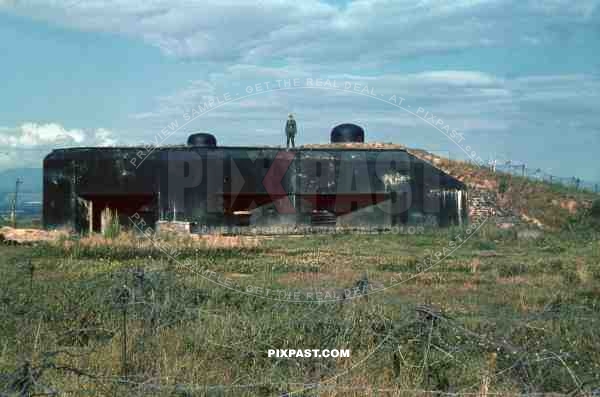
101,207,108,235
88,200,93,235
122,307,128,379
479,352,497,397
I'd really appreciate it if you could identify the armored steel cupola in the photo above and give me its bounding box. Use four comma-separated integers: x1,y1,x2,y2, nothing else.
187,133,217,147
330,123,365,143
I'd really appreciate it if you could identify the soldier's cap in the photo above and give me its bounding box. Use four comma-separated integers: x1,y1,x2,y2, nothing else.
288,113,294,118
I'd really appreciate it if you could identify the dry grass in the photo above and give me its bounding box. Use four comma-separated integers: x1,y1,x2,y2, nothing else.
54,230,261,251
1,226,261,250
1,226,598,395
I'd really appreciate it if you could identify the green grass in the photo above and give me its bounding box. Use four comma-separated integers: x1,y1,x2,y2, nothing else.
0,226,599,396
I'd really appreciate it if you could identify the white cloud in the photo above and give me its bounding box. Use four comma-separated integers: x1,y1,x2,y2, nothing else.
129,67,509,124
1,1,599,178
0,122,116,147
120,68,599,171
0,123,117,170
1,0,597,62
411,71,501,86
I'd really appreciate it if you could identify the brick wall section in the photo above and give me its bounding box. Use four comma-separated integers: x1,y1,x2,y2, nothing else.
468,187,524,227
468,188,497,220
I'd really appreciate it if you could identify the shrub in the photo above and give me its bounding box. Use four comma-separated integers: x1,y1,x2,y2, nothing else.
562,198,600,237
590,198,600,221
498,176,509,194
101,208,121,239
498,262,527,277
477,240,496,251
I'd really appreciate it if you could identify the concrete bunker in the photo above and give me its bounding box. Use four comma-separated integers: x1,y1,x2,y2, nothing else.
43,124,468,233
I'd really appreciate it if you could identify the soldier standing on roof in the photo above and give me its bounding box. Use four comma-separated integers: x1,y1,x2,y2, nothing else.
285,113,297,149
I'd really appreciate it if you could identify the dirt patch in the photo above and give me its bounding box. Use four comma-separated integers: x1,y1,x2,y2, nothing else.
469,178,498,191
521,213,544,229
0,227,69,244
460,280,479,291
0,226,261,250
189,234,261,248
81,233,260,250
559,199,579,214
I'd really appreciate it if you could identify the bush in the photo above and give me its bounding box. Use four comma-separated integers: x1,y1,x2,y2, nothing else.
562,198,600,237
590,198,600,221
498,176,509,194
477,240,496,251
498,262,528,277
101,208,121,239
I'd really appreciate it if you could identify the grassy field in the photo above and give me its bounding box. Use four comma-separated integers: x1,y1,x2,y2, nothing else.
0,224,599,396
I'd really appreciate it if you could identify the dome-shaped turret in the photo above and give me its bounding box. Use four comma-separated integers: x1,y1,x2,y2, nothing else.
187,133,217,147
330,123,365,143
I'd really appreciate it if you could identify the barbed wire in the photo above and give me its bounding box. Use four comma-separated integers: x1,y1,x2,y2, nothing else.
482,158,599,194
2,239,599,397
2,277,596,396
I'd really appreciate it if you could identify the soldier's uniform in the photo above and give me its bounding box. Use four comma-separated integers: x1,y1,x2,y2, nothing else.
285,114,297,149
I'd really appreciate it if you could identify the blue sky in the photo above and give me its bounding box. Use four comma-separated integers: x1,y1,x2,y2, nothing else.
0,0,599,182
